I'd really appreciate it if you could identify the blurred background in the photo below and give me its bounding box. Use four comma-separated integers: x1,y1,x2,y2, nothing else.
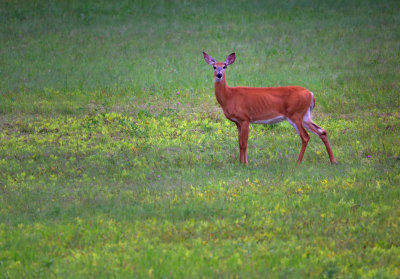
1,0,399,114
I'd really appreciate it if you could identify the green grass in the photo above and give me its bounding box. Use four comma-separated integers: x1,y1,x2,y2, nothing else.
1,0,400,278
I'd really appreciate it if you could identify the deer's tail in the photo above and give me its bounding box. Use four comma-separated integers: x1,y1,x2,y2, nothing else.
310,91,316,111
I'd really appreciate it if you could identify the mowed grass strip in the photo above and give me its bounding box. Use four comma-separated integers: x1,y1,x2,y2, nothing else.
1,111,399,277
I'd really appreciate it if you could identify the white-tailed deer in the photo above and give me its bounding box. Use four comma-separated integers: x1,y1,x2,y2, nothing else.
203,52,337,164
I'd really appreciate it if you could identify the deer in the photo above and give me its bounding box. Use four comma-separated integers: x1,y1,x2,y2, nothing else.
202,52,337,165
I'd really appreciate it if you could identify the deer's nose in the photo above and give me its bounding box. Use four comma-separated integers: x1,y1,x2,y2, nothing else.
216,73,222,79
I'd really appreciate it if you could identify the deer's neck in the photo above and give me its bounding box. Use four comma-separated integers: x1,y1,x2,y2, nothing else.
214,76,230,106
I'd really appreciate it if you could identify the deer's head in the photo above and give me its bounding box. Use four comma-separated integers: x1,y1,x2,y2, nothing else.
203,52,236,82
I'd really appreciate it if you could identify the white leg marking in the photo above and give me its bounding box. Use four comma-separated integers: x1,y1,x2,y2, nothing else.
287,118,299,135
302,108,318,136
302,107,326,136
302,108,312,123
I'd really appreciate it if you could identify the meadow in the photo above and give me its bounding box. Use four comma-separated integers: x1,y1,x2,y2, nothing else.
1,0,400,278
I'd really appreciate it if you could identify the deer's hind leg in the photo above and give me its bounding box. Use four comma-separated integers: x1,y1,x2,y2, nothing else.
302,110,337,164
288,118,310,164
296,123,310,164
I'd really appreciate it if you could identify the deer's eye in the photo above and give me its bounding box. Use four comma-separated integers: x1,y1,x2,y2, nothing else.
223,65,226,69
213,66,216,69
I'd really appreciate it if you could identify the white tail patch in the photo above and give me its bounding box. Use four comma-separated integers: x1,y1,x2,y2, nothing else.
310,91,315,110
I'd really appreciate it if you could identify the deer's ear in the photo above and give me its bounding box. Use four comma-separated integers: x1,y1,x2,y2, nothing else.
203,52,215,65
225,53,236,65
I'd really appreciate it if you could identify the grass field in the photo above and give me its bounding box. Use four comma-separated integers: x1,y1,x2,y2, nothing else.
1,0,400,278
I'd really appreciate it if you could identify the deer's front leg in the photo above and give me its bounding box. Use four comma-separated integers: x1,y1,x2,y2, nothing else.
237,121,249,164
